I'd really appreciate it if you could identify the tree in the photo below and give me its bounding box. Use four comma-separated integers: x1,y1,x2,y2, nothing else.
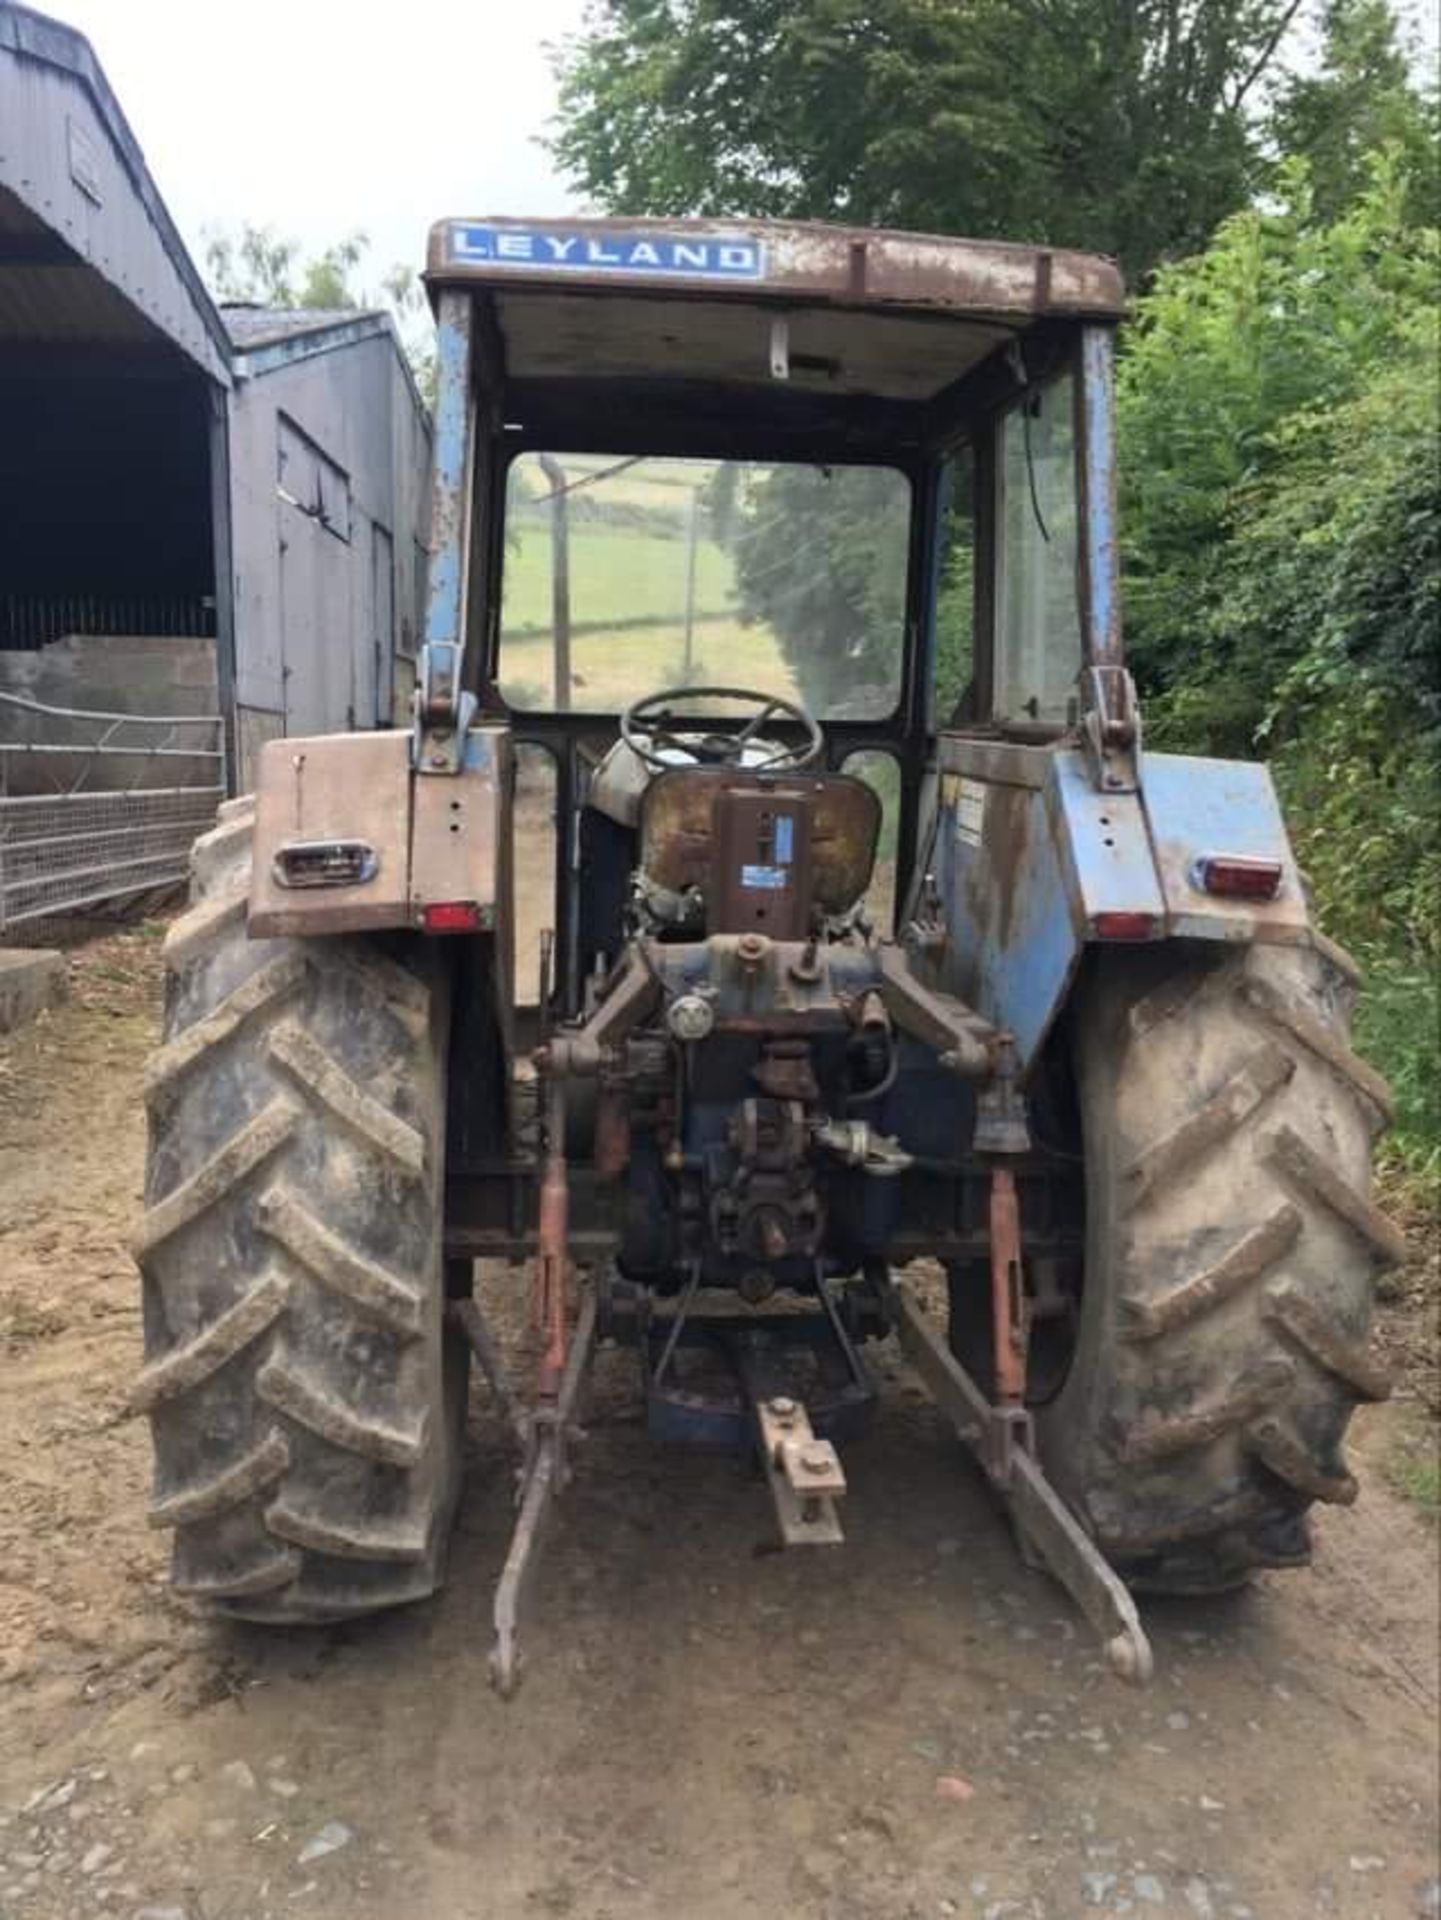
1116,147,1437,700
1112,134,1439,1162
202,225,433,397
204,226,370,308
728,463,911,714
1268,0,1439,223
553,0,1310,282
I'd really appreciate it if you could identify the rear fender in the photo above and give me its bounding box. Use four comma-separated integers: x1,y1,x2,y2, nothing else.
928,739,1308,1070
1141,752,1309,946
247,727,510,938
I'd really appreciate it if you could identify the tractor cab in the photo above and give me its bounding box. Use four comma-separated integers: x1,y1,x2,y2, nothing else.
409,216,1132,1020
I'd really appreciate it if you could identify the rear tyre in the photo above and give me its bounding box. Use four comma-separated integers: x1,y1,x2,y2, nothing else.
133,800,468,1621
1039,939,1400,1593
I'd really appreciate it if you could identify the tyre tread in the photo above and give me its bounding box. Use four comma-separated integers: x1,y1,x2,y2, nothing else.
136,805,463,1623
1048,941,1397,1593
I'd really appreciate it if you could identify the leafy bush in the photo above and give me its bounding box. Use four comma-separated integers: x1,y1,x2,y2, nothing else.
1118,144,1441,1186
1353,952,1441,1182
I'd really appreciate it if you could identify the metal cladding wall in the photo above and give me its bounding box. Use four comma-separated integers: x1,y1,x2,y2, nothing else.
0,4,232,662
224,317,431,786
1,6,432,799
0,5,230,386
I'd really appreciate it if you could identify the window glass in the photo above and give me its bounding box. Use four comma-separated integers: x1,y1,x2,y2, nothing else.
840,749,899,934
510,745,557,1005
994,374,1082,726
933,446,976,724
497,454,909,719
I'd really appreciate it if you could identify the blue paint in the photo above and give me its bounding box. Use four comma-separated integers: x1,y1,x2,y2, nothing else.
462,729,497,775
934,752,1083,1066
1140,752,1307,940
773,815,794,864
1142,754,1293,862
931,737,1305,1064
422,551,463,651
933,746,1166,1067
421,293,473,654
1080,328,1120,662
1051,750,1163,923
741,864,788,890
448,224,765,282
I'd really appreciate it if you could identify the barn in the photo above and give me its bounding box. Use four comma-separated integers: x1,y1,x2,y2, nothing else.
0,0,430,931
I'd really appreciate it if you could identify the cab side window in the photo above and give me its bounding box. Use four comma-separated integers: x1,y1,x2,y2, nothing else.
993,372,1082,729
933,444,976,725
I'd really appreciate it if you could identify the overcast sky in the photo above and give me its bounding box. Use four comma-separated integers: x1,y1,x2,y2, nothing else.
57,0,592,292
52,0,1441,307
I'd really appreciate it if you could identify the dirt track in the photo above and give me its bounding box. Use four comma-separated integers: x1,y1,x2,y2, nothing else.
1,925,1438,1920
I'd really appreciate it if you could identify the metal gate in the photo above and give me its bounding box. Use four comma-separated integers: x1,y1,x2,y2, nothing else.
0,689,225,935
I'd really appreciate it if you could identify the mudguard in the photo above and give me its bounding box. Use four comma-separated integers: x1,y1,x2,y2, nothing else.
930,738,1308,1068
247,726,509,938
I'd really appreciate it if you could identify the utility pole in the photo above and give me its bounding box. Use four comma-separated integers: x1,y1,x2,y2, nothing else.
682,486,699,680
537,453,571,711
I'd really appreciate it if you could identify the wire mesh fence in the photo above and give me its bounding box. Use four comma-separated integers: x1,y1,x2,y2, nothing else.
0,690,224,940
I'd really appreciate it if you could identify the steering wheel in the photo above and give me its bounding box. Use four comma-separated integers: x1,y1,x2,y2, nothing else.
620,685,824,775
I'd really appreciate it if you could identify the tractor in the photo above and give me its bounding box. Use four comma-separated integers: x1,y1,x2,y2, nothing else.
133,217,1400,1690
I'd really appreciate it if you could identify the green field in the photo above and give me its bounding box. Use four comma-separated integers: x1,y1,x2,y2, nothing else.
500,523,737,633
498,615,797,711
497,454,811,711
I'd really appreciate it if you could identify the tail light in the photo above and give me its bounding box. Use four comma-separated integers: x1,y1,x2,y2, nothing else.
1092,911,1162,941
422,900,485,933
1192,854,1283,901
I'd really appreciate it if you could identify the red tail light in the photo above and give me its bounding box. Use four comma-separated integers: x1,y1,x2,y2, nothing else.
422,901,484,933
1193,855,1283,901
1092,911,1162,941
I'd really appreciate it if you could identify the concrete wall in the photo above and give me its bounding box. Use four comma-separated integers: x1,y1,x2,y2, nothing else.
227,326,430,786
0,631,216,712
0,632,218,795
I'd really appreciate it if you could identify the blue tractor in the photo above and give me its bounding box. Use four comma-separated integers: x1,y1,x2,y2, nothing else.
134,218,1399,1688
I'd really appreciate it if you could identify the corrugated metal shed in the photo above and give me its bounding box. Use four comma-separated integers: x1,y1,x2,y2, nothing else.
221,304,431,778
0,1,230,381
0,2,433,793
223,306,372,349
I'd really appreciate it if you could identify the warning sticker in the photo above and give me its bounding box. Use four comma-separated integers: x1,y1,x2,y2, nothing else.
954,778,988,849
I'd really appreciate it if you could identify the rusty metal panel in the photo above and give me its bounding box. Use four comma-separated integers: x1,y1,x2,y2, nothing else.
426,217,1126,322
708,786,815,938
931,742,1163,1064
409,725,508,928
936,736,1049,788
248,730,411,936
933,746,1081,1066
641,769,880,917
1141,753,1309,945
932,737,1308,1061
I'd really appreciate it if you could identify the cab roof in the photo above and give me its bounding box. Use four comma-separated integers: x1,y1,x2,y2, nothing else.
424,215,1126,455
425,216,1124,320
